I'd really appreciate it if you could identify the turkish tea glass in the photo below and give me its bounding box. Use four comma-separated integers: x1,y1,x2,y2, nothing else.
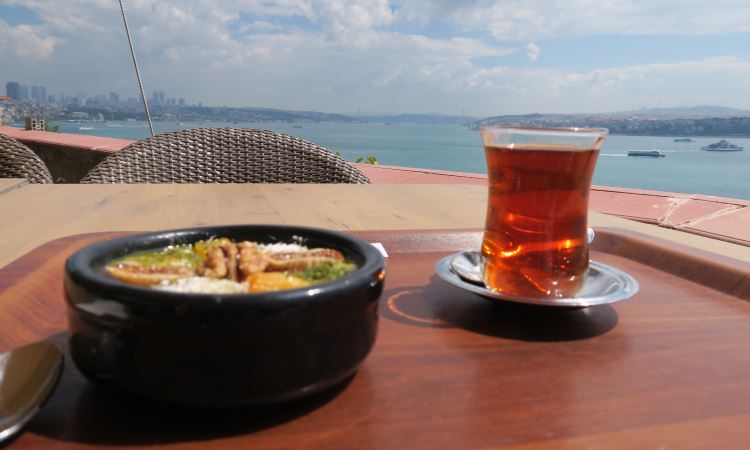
480,126,608,299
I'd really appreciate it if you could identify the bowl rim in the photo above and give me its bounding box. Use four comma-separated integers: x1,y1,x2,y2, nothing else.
65,224,385,308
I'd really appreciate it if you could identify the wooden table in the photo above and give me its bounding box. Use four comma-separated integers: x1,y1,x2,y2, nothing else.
1,184,749,270
0,177,27,196
1,183,750,449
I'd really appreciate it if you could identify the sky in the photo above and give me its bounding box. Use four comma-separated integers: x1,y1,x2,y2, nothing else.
1,0,750,116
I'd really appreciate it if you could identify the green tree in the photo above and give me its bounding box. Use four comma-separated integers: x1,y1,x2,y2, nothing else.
355,156,378,164
336,151,378,165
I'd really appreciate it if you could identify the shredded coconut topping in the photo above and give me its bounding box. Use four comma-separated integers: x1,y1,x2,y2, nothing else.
157,277,248,294
259,243,308,253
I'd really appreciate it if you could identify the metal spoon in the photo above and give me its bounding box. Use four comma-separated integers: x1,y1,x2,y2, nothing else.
0,341,63,443
450,251,485,285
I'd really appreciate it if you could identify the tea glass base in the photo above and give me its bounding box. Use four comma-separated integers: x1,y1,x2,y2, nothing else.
435,251,639,308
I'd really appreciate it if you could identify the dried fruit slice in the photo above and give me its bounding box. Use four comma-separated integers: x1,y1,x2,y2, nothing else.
265,248,344,272
246,272,311,292
106,264,193,287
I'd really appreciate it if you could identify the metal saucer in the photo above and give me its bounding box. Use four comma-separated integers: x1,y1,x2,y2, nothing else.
435,251,639,308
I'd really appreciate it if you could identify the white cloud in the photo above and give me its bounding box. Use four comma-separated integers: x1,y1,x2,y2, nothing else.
454,56,750,113
235,20,284,34
526,43,539,61
0,21,55,60
312,0,395,39
0,1,516,101
397,0,750,40
2,1,750,115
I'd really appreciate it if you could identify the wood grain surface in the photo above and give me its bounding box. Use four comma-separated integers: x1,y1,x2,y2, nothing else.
3,184,750,272
0,178,27,195
1,228,749,449
0,184,487,269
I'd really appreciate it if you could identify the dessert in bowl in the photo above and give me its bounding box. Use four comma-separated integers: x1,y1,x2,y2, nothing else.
64,224,385,407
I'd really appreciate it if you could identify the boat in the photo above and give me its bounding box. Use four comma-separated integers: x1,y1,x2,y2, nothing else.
78,126,95,131
628,150,665,158
292,125,303,128
673,138,693,142
701,139,743,152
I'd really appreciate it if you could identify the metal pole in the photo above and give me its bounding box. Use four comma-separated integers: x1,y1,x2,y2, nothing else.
118,0,154,137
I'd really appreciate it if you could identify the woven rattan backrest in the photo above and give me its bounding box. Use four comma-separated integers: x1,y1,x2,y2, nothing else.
0,133,54,184
80,128,370,184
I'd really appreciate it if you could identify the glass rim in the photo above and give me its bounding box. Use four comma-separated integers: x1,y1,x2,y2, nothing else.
480,125,609,137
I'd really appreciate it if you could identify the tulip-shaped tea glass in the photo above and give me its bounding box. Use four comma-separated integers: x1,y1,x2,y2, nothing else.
480,126,608,299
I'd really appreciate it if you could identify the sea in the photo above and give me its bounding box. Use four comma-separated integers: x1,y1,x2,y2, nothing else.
30,120,750,200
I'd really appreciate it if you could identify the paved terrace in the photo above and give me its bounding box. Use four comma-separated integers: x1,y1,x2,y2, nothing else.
2,125,749,247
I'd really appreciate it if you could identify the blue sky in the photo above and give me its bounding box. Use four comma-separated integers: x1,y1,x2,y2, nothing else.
2,0,750,116
0,3,41,26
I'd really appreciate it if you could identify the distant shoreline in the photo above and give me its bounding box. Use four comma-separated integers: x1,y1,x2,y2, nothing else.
3,121,746,199
8,120,750,139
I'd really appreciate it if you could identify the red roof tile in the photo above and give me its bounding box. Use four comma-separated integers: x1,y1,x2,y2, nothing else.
0,126,131,153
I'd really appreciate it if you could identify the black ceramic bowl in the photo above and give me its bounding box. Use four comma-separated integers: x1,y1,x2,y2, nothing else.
64,225,385,407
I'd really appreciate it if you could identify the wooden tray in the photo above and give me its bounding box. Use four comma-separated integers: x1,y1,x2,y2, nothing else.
1,228,750,449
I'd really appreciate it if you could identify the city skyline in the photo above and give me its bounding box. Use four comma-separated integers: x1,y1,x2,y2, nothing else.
2,1,750,116
4,80,190,107
5,79,750,123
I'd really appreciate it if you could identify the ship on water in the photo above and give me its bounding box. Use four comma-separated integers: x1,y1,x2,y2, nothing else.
673,137,693,142
628,150,666,158
701,139,743,152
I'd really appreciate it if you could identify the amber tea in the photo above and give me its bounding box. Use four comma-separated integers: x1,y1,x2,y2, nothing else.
480,127,607,299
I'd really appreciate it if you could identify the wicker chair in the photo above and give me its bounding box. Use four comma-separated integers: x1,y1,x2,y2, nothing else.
0,133,54,183
80,128,370,184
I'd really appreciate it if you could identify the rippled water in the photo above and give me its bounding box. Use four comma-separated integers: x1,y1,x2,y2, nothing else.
47,120,750,200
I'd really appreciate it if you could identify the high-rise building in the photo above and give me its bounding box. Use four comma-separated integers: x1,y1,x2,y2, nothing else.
19,85,29,100
178,98,185,107
31,85,47,102
151,90,167,105
109,92,120,103
6,82,20,100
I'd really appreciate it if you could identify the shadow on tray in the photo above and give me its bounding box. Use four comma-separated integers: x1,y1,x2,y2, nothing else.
27,333,350,446
380,275,618,341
